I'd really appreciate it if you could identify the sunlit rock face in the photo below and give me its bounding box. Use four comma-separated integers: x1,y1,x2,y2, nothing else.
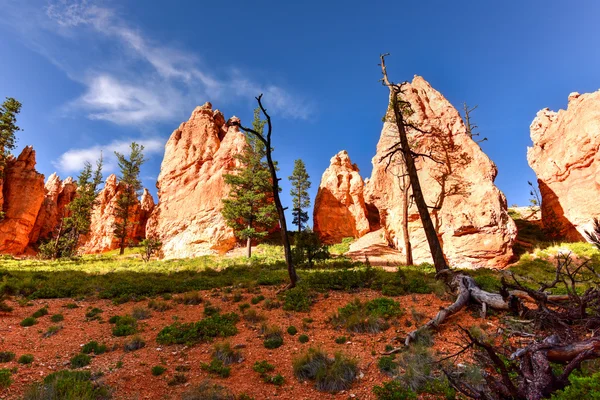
0,146,45,254
146,103,247,259
313,150,371,244
528,90,600,241
364,76,516,269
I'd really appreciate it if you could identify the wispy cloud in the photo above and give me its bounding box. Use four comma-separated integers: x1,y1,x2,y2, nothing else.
54,138,164,173
36,0,313,124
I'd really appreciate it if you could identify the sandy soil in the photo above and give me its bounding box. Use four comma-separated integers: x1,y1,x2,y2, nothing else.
0,288,494,400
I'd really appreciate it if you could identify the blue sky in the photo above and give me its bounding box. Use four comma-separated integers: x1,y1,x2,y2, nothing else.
1,0,599,221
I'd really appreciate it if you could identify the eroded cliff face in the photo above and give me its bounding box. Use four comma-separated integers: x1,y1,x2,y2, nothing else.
0,147,46,254
30,173,77,244
528,91,600,241
363,76,516,268
146,103,247,259
80,174,151,253
313,151,371,244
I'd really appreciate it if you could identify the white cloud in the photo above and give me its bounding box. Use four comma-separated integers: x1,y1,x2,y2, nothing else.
41,0,313,125
54,138,164,173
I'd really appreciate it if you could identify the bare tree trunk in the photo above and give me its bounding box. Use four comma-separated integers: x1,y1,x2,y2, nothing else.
246,224,252,258
234,95,298,288
379,54,448,273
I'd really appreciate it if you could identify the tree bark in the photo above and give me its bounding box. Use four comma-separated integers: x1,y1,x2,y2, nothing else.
246,224,252,259
379,54,448,273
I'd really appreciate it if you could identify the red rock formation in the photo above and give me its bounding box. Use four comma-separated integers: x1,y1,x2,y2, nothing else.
364,76,516,269
313,150,371,244
30,173,77,244
80,174,148,253
528,90,600,241
134,188,155,240
0,147,46,254
146,102,247,259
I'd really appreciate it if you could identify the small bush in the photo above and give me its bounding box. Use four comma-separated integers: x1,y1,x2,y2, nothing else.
148,299,172,312
239,303,251,312
32,306,49,318
262,325,284,349
23,370,110,399
0,368,11,388
43,325,62,338
550,371,600,399
81,341,107,355
157,313,239,346
124,336,146,352
287,326,298,336
50,313,64,323
299,334,309,343
204,302,221,317
335,336,347,344
243,308,266,323
378,355,398,375
331,298,403,333
181,380,235,400
112,315,138,337
213,342,242,365
85,307,103,320
293,348,358,393
151,365,167,376
373,380,417,400
250,295,265,305
263,299,281,310
132,307,151,320
0,351,16,362
70,353,92,368
168,372,188,386
64,303,79,309
20,317,37,327
253,360,275,375
174,292,203,305
18,354,34,364
201,358,231,378
282,286,314,312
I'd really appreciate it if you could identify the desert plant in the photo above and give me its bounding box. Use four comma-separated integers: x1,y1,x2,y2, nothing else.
81,341,107,355
331,298,403,333
157,313,239,346
243,308,266,323
43,325,63,338
70,353,92,368
299,334,309,343
168,373,188,386
18,354,34,364
282,285,314,312
181,380,235,400
23,370,110,399
201,358,231,378
293,348,358,393
20,317,37,327
124,336,146,352
140,237,161,262
261,325,284,349
0,368,11,388
148,299,172,312
151,365,167,376
0,351,15,362
132,307,151,320
50,313,64,323
335,336,347,344
32,306,49,318
174,292,203,305
112,315,138,336
85,307,103,320
373,380,417,400
213,342,242,365
204,301,221,317
250,295,265,305
287,326,298,335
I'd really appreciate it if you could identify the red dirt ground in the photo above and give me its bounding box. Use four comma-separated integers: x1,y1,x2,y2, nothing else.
0,288,495,400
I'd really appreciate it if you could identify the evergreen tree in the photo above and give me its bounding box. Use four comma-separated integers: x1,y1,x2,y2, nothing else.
222,108,278,258
113,142,145,255
0,97,21,166
288,159,311,232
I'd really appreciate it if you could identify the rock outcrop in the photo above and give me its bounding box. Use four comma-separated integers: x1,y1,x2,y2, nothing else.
30,173,77,244
313,151,371,244
134,188,155,240
528,90,600,241
80,174,150,253
364,76,516,269
0,147,46,254
146,102,247,259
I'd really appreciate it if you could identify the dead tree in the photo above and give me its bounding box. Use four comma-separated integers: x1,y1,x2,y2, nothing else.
379,53,448,274
232,95,298,288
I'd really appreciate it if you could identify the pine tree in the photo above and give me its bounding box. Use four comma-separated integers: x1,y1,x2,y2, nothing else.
289,159,311,232
0,97,21,166
113,142,145,255
222,108,278,258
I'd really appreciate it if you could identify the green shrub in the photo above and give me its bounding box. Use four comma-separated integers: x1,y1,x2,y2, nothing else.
373,380,417,400
293,348,358,393
550,371,600,399
157,313,239,345
151,365,167,376
213,342,242,365
282,286,314,312
378,356,398,375
287,326,298,335
238,303,251,312
43,325,62,338
181,380,235,400
85,307,103,320
201,358,230,378
123,336,146,352
148,299,172,312
81,341,107,355
70,353,92,368
299,334,309,343
32,306,49,318
18,354,34,364
168,372,188,386
262,325,284,349
64,303,79,309
0,351,16,362
20,317,37,327
253,360,275,375
331,298,403,333
335,336,347,344
329,237,354,255
50,313,64,323
112,315,138,336
266,374,285,386
132,307,151,320
0,368,11,388
250,295,265,305
174,291,203,305
263,299,281,310
23,370,110,399
243,308,265,323
204,302,221,317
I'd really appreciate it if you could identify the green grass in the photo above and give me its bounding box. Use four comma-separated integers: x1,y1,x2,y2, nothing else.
157,313,239,346
293,347,358,393
23,370,110,399
329,237,355,255
331,297,404,333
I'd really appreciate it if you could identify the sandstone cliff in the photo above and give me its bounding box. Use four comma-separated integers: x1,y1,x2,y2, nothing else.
313,151,371,244
0,147,46,254
528,91,600,241
146,102,247,259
